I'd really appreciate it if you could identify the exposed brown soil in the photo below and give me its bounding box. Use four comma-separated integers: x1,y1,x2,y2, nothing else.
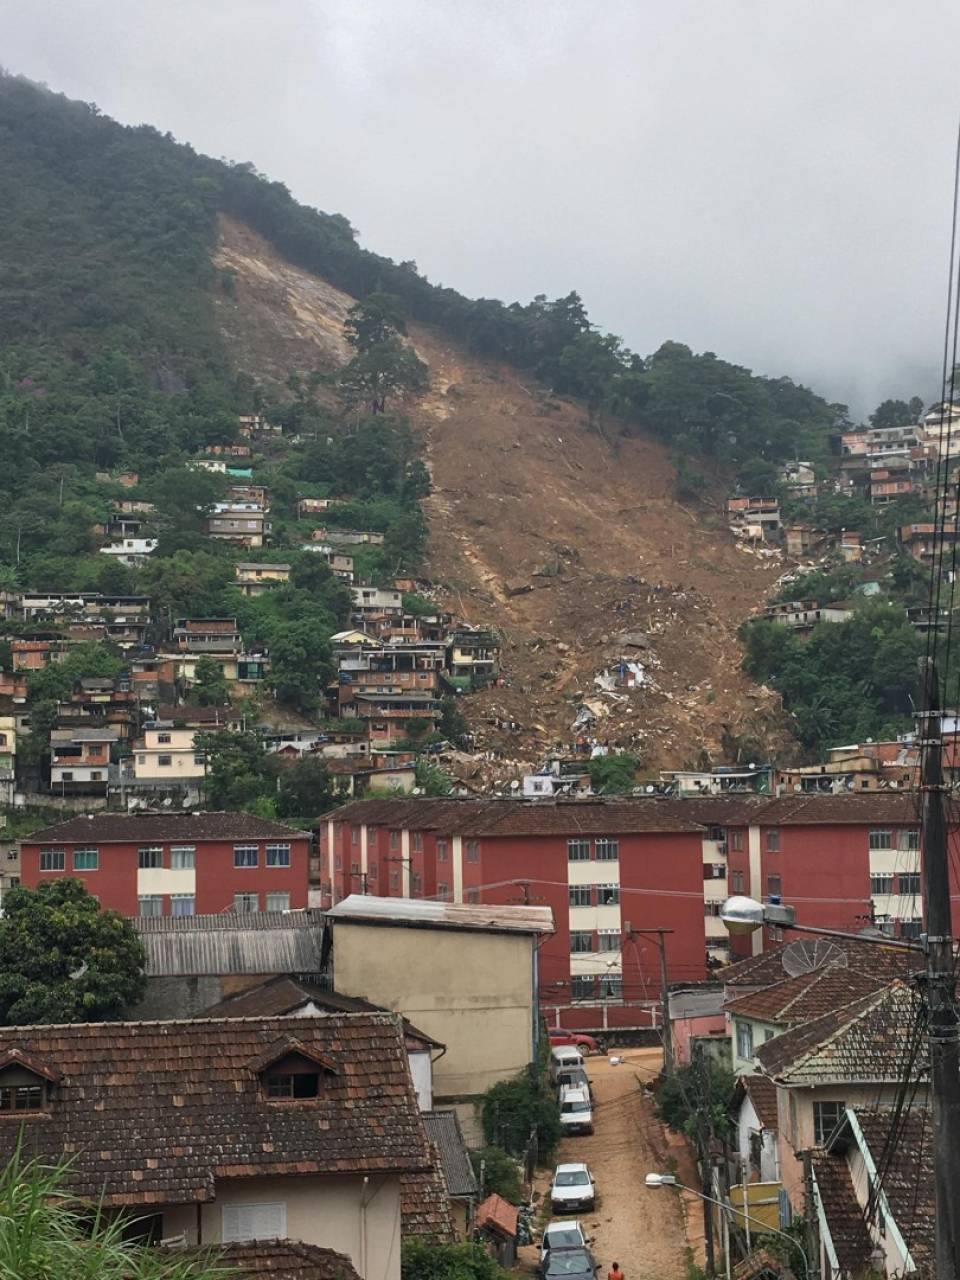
211,214,793,770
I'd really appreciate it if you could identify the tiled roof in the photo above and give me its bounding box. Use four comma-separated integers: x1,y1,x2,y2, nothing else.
853,1106,934,1272
197,975,443,1049
22,811,310,844
136,912,325,976
328,894,553,934
731,1248,794,1280
740,1075,779,1131
423,1110,480,1198
720,937,914,990
402,1161,458,1242
748,793,920,825
724,963,888,1024
200,1241,362,1280
476,1192,519,1237
325,796,703,835
755,981,925,1084
810,1152,872,1275
0,1013,432,1205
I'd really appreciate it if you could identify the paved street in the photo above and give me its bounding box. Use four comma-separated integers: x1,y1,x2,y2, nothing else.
529,1049,689,1280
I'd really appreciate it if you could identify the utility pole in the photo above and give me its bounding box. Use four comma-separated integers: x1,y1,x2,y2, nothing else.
632,927,674,1075
919,656,960,1280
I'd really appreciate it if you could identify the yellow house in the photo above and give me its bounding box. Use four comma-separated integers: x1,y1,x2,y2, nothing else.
235,562,292,597
326,895,554,1140
134,723,206,783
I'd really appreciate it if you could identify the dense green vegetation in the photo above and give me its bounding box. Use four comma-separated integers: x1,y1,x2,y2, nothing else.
402,1243,507,1280
480,1069,561,1158
0,879,145,1025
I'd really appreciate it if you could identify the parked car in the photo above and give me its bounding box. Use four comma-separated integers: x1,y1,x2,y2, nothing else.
559,1086,594,1136
549,1045,585,1084
550,1162,597,1213
556,1065,592,1097
548,1030,602,1054
542,1248,597,1280
540,1221,588,1267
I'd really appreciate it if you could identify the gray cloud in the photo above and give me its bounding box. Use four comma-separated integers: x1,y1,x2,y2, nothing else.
3,0,959,416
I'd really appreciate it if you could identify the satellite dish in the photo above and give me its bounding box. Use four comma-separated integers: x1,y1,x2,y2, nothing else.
510,780,520,790
780,938,847,978
646,785,655,794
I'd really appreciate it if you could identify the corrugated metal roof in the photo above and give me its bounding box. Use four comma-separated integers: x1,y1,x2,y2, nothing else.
423,1111,479,1199
137,910,325,975
328,893,553,934
668,988,725,1019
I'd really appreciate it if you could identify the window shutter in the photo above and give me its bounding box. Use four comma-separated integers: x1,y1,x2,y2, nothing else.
222,1201,287,1242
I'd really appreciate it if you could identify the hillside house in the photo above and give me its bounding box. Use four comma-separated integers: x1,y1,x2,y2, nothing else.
49,726,118,795
193,458,227,473
317,529,385,547
20,811,311,918
325,895,553,1139
351,587,403,616
298,497,345,517
839,530,862,563
303,544,355,580
446,627,500,689
227,482,269,507
128,722,206,789
173,618,243,653
325,759,416,797
898,521,959,567
668,988,726,1068
783,524,823,558
115,498,157,514
351,691,441,747
762,599,853,630
235,562,292,596
206,502,267,548
0,714,15,806
55,677,137,740
205,443,251,458
779,460,817,495
0,1013,452,1274
727,497,781,542
99,537,157,566
868,468,917,504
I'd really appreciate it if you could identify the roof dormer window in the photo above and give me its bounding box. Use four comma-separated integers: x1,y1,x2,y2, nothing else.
250,1040,337,1105
0,1050,58,1114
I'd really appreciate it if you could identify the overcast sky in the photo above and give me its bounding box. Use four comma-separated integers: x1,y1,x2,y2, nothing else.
3,0,959,416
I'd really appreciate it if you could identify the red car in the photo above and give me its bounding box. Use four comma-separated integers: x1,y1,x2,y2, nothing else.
548,1029,602,1054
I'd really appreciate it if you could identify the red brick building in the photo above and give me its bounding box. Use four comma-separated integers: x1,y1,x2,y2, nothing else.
20,812,311,918
319,798,710,1032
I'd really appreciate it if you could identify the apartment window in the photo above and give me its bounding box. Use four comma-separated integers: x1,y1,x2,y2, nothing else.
171,894,195,917
598,930,620,953
389,830,400,850
813,1100,846,1145
571,976,595,1000
704,864,725,880
569,885,592,907
194,755,205,766
351,826,360,846
567,838,590,862
765,829,781,852
767,873,782,897
729,829,744,852
901,918,923,940
596,884,620,906
437,882,450,901
138,847,163,869
234,844,258,869
390,871,400,892
412,832,423,853
266,843,291,868
898,873,921,896
72,847,98,871
870,873,893,895
266,892,290,913
898,828,921,851
334,854,342,871
571,931,593,954
157,754,172,767
705,902,722,917
234,892,259,914
411,872,422,894
39,849,65,872
599,975,622,1001
171,846,195,870
731,870,745,893
437,839,448,862
90,771,102,782
157,733,171,744
466,887,480,904
466,840,480,862
595,838,619,862
736,1021,754,1061
368,861,378,880
222,1202,287,1244
137,755,146,765
60,772,73,782
138,895,163,918
869,829,893,850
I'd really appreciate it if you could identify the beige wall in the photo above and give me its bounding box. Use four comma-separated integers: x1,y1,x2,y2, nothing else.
161,1173,401,1280
332,921,536,1104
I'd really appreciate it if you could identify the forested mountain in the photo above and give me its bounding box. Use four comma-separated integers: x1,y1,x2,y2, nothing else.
0,69,845,504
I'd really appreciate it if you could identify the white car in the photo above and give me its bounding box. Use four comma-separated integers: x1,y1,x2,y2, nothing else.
540,1220,588,1266
550,1162,596,1213
559,1086,594,1136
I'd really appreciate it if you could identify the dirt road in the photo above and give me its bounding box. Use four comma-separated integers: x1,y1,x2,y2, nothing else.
529,1049,689,1280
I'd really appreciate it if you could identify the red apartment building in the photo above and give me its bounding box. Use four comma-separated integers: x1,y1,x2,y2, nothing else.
20,812,311,918
319,797,710,1032
319,793,949,1031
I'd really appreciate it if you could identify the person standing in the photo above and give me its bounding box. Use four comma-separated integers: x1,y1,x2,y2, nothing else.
608,1264,625,1280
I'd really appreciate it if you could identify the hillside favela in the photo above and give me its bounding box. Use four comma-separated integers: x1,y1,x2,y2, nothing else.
0,7,959,1279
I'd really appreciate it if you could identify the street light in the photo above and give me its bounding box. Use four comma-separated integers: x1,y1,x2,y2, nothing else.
645,1173,811,1280
719,894,922,952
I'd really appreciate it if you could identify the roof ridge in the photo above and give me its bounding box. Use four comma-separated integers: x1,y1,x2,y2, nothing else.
762,980,907,1080
0,1010,400,1034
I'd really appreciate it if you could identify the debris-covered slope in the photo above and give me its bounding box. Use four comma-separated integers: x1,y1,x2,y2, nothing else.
213,215,791,769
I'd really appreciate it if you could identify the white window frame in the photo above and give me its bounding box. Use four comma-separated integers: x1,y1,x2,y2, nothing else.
265,892,290,913
138,846,163,869
171,894,195,917
595,837,619,862
265,843,291,868
234,844,259,869
222,1201,287,1243
567,838,590,862
736,1020,754,1061
568,885,592,907
137,895,163,918
234,892,259,914
39,848,65,872
171,846,196,870
73,847,98,871
869,829,893,850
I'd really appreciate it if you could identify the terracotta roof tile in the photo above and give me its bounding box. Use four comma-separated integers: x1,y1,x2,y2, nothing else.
810,1152,872,1274
755,982,924,1084
194,1240,361,1280
23,811,310,843
724,964,888,1024
852,1106,934,1272
740,1075,779,1131
324,797,702,836
721,937,914,990
476,1192,518,1237
0,1013,432,1205
402,1157,457,1243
